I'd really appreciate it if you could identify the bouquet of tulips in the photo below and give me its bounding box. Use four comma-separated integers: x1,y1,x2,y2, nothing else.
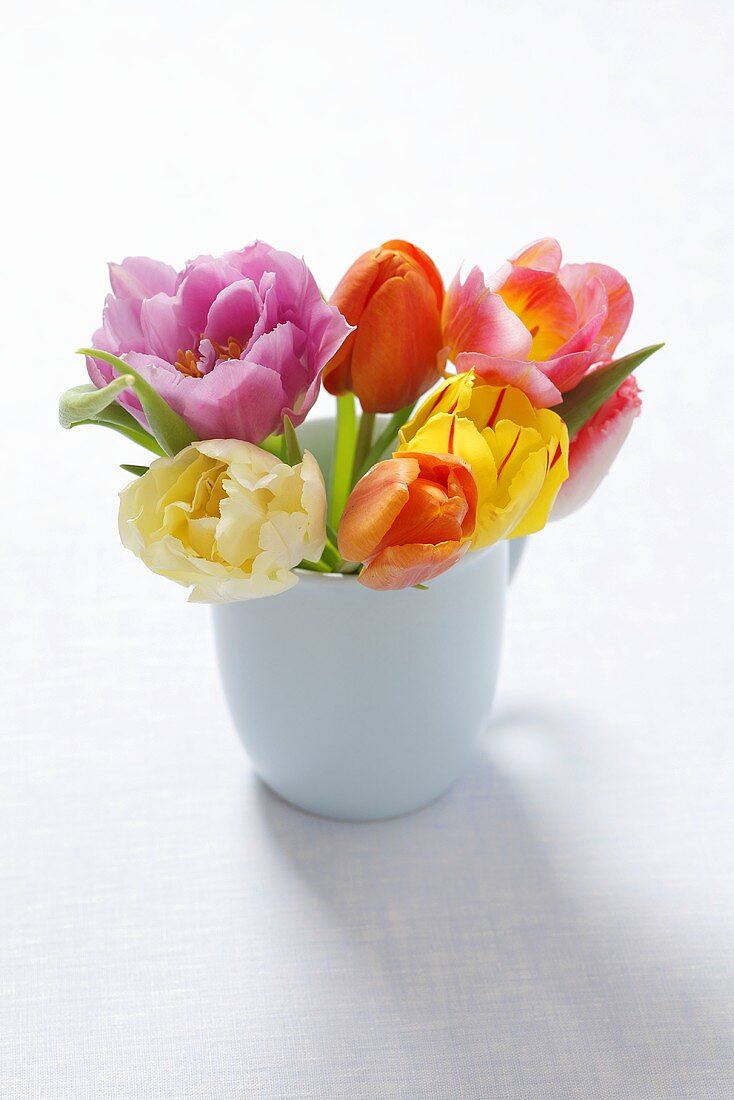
59,238,661,599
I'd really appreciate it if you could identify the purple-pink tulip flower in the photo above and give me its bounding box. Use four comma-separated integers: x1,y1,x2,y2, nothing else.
87,242,351,444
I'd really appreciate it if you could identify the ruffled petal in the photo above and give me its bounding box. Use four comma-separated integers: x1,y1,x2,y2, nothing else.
553,377,641,518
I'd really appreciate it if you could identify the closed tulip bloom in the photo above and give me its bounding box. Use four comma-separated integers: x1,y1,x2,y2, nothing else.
323,240,445,413
338,453,477,590
399,371,569,548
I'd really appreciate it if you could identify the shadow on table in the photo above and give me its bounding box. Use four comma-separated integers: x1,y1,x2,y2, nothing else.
251,703,732,1097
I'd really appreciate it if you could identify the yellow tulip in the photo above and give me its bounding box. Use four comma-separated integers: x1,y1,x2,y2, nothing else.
118,440,327,602
398,370,569,548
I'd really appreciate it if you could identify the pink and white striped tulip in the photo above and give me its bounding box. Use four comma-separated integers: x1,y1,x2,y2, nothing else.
553,377,642,518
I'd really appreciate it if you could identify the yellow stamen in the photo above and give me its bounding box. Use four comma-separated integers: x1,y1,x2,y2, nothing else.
211,336,244,361
174,349,203,378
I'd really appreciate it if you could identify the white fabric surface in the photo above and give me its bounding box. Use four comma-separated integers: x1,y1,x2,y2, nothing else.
2,1,733,1096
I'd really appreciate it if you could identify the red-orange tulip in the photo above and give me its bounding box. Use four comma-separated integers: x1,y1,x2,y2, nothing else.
338,452,477,590
323,240,445,413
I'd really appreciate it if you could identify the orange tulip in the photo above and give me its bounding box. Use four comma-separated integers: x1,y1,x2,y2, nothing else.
338,452,477,590
323,240,445,413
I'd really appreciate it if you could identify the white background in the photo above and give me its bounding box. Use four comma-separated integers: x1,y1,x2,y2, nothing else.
1,1,733,1097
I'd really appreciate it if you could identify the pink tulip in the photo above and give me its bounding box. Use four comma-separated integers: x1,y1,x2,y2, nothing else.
87,242,351,444
443,238,634,408
553,377,641,518
443,238,637,514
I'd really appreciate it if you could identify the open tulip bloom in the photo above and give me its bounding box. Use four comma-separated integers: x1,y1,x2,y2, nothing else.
60,237,662,599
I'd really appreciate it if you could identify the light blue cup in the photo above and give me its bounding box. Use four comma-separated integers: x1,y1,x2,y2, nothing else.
212,417,522,820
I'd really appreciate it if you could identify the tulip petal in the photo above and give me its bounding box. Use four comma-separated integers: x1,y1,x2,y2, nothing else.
510,418,569,536
359,540,467,590
349,269,443,412
455,351,563,407
204,279,262,350
338,456,418,562
552,377,641,519
322,251,382,395
381,239,444,309
541,349,599,394
140,293,194,362
178,258,246,336
495,265,578,360
510,238,563,273
560,263,633,354
102,294,147,351
108,257,178,300
444,267,532,362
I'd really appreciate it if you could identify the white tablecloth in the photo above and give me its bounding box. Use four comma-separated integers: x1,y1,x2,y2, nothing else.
2,1,732,1095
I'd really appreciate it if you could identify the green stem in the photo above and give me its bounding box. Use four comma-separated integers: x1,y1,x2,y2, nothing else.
321,539,343,572
351,411,376,485
329,393,357,529
355,403,415,482
299,558,331,573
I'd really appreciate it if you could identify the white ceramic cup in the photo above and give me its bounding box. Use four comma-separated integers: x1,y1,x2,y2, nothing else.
212,417,520,821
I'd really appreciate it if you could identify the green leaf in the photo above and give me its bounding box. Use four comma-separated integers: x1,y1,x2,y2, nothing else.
552,343,663,438
329,393,357,529
413,583,429,591
59,376,134,428
282,416,303,465
60,377,166,455
356,403,415,482
120,463,149,477
78,348,198,455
